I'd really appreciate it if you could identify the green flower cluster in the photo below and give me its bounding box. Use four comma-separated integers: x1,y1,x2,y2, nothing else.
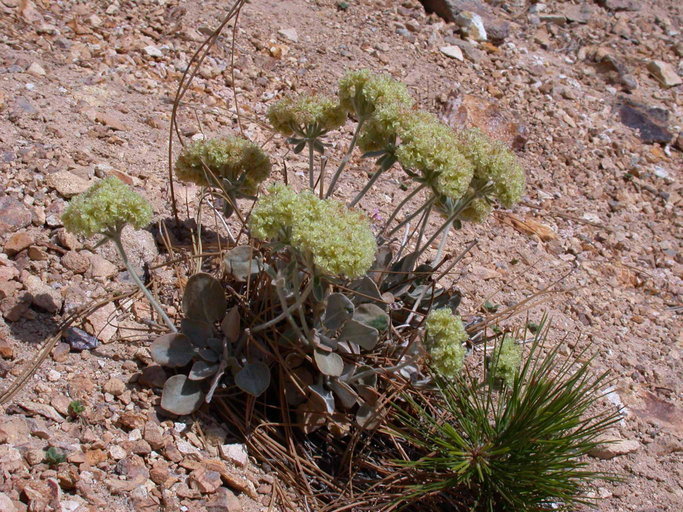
424,308,468,379
357,104,405,153
397,112,474,201
62,177,153,237
361,108,474,201
267,95,346,137
250,184,377,278
455,128,525,208
338,69,413,119
174,136,271,196
458,197,493,223
490,335,522,387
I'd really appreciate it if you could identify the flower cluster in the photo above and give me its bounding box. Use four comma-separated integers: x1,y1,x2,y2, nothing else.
174,136,271,196
338,69,413,119
489,335,522,387
62,176,153,237
250,184,377,278
458,197,493,223
361,107,474,202
424,308,468,379
267,95,346,137
357,104,406,153
455,128,525,208
397,112,474,201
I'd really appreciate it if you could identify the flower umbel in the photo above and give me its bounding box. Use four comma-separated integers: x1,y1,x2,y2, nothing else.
456,128,525,208
174,136,271,196
62,176,153,238
338,69,413,119
396,111,474,201
424,308,468,379
250,184,377,279
489,335,522,387
267,95,346,137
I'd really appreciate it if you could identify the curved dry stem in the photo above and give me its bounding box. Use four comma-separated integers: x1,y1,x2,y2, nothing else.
167,0,247,223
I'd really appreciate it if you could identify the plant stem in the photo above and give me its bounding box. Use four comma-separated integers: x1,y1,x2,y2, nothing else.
111,234,177,333
380,183,427,234
434,220,452,265
414,191,481,261
274,278,309,344
308,141,315,190
386,197,435,239
325,118,365,198
250,280,313,334
348,168,384,207
414,203,433,252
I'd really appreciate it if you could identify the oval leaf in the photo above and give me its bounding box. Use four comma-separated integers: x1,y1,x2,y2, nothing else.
356,403,380,430
150,333,195,368
160,375,204,415
323,293,354,330
235,362,271,397
329,379,359,409
188,360,220,381
309,383,335,414
183,273,226,323
339,320,379,351
349,276,383,305
221,306,240,343
353,303,389,332
180,318,213,347
224,246,260,282
314,349,344,377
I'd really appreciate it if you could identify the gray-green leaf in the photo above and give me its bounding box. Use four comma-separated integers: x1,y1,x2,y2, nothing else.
322,293,354,330
235,362,271,397
314,349,344,377
160,375,204,415
150,333,195,368
224,246,261,282
353,303,390,332
183,273,226,324
188,360,220,381
339,320,379,351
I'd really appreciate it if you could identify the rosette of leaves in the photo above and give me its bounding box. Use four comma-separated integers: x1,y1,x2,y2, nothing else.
287,291,392,432
150,273,271,415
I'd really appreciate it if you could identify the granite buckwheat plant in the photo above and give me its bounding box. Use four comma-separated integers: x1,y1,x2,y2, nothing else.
64,62,617,510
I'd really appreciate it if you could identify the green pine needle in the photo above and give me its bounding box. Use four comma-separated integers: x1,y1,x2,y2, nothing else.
387,320,622,511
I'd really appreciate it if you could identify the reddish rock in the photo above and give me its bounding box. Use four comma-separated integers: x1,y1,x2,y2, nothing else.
189,467,223,494
0,197,32,236
61,250,90,274
143,422,165,450
27,246,48,261
4,232,33,256
0,337,14,359
205,487,242,512
441,93,528,151
103,377,126,396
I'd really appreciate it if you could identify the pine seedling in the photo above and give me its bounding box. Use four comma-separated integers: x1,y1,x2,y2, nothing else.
388,322,622,511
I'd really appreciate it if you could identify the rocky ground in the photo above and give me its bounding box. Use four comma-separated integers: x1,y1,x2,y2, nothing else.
0,0,681,510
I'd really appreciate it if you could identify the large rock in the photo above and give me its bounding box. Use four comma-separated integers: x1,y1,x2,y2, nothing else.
22,273,63,313
97,226,159,277
589,436,640,459
440,93,528,150
45,170,92,199
419,0,510,42
616,97,673,144
0,196,32,235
